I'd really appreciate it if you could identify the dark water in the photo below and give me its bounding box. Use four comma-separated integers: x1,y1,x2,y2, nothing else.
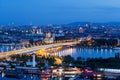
0,45,23,53
53,47,120,59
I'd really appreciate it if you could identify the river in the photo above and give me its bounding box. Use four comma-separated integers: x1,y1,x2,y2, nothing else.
0,45,120,59
53,47,120,59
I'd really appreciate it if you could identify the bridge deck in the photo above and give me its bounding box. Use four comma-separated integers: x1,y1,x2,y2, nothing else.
0,41,78,58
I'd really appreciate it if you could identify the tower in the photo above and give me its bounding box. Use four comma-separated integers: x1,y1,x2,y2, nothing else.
46,31,51,38
79,27,83,33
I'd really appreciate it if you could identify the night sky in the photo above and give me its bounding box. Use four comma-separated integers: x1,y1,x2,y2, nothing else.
0,0,120,25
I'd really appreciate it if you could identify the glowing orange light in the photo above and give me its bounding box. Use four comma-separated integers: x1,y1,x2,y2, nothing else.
54,57,62,65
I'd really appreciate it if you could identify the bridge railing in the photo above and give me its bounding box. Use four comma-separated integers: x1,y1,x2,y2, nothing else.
0,40,80,58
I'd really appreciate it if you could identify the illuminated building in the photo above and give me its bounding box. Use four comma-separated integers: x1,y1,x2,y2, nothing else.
59,30,63,33
44,31,54,44
36,27,42,34
79,27,84,33
31,26,42,34
20,40,29,45
31,26,37,34
86,24,90,29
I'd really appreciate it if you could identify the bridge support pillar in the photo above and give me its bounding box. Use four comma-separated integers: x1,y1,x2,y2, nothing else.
32,53,36,67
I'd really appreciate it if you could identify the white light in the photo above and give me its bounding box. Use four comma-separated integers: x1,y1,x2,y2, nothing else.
99,68,120,73
97,74,102,77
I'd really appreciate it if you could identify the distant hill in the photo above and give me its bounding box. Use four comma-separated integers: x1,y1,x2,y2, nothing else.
67,21,120,26
67,22,91,26
105,22,120,25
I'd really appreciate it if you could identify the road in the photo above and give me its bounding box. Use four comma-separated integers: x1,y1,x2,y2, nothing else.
0,41,79,58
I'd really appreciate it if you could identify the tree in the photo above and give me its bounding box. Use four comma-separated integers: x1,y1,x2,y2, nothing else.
63,55,75,66
29,39,34,45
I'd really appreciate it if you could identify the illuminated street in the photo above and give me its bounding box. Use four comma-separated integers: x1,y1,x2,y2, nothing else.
0,41,79,58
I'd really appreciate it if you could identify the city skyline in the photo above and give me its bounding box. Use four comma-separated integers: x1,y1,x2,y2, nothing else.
0,0,120,25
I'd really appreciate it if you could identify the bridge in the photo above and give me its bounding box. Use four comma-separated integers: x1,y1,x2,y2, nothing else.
0,41,80,58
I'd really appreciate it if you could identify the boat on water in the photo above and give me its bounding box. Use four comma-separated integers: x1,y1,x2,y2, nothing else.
5,70,24,79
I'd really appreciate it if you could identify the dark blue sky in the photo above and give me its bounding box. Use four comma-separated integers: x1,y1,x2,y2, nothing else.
0,0,120,25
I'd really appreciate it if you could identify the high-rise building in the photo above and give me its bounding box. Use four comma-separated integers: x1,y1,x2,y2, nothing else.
32,26,37,34
36,27,42,34
86,24,90,29
79,27,84,33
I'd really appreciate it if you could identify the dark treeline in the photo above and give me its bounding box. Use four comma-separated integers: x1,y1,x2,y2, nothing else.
93,39,118,46
77,38,118,47
62,54,120,69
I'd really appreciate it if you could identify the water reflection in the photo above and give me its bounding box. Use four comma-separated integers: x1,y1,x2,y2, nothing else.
59,47,76,57
52,47,120,59
0,45,24,53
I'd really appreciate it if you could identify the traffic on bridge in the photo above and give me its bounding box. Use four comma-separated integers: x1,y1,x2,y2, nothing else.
0,40,80,58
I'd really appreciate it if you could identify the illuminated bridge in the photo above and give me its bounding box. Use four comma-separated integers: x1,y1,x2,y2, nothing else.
0,41,80,58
